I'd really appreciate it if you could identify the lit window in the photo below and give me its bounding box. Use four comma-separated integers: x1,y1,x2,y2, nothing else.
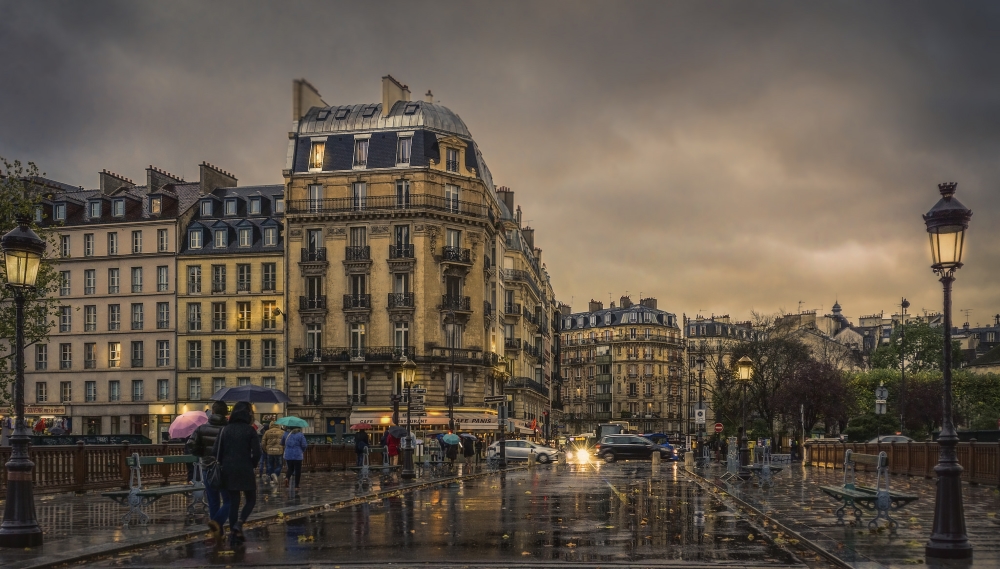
397,136,412,165
214,230,227,248
249,198,261,215
264,227,277,246
112,199,125,217
150,196,162,214
353,138,369,168
309,141,325,170
239,228,251,247
189,230,202,249
200,200,212,216
54,203,66,221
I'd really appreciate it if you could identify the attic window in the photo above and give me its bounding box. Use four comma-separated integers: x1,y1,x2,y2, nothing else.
334,108,350,120
361,105,378,118
403,103,419,115
88,201,102,218
249,198,261,215
112,199,125,217
34,206,43,223
225,199,237,216
316,110,330,121
200,200,212,217
54,203,66,221
150,196,162,215
309,141,325,170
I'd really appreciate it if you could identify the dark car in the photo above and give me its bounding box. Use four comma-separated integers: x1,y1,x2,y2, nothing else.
596,434,671,463
642,433,679,461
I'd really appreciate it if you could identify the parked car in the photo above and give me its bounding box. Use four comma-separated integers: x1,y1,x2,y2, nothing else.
487,440,561,463
867,435,914,444
595,434,672,463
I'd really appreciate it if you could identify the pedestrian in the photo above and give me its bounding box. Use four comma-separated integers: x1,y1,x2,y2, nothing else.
475,436,484,463
386,433,400,465
262,422,285,484
790,439,799,462
354,429,370,466
462,435,475,464
282,424,308,489
427,435,441,462
210,401,261,546
445,438,458,464
187,400,228,534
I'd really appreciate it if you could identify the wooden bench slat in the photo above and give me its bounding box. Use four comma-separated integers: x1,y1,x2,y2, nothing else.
847,453,884,467
125,455,199,467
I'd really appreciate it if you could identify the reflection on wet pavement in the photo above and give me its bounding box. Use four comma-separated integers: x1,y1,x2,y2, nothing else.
97,462,818,567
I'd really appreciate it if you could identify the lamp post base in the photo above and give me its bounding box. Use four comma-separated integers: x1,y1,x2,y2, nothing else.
401,446,415,480
925,438,972,560
0,447,43,548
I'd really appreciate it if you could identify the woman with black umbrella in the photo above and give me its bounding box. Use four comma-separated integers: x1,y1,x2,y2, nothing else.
210,401,262,546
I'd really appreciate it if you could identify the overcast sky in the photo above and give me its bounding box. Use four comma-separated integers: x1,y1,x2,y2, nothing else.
2,1,999,326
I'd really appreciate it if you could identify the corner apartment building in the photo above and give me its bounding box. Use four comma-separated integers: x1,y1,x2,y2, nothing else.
559,297,684,435
27,168,199,439
176,183,286,420
683,314,756,438
283,76,517,435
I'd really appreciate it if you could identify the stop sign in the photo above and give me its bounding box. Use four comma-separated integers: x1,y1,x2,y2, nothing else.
714,422,724,433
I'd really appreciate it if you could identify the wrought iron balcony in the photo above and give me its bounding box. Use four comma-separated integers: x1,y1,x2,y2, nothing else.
211,281,226,293
504,303,520,316
345,246,371,261
287,194,489,218
188,320,202,332
483,301,493,316
441,246,471,264
300,248,327,262
304,394,323,406
344,294,371,310
446,159,460,172
157,319,170,330
262,280,277,292
506,376,547,397
389,244,414,259
237,281,251,293
84,359,96,369
440,295,471,312
60,360,72,370
293,346,414,363
426,346,484,364
300,295,327,310
445,394,464,406
348,394,368,405
387,292,414,309
504,338,522,351
131,320,143,330
131,358,144,368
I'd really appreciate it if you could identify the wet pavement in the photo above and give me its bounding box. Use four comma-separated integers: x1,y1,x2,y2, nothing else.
87,461,831,568
0,462,495,569
700,461,1000,569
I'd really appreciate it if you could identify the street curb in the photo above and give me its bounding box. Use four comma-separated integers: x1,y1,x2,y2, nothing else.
682,466,861,569
15,465,531,569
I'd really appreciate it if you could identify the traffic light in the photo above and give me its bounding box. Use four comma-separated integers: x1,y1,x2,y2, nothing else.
391,395,401,425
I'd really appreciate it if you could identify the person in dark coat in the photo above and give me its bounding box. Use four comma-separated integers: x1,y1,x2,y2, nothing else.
186,400,228,527
461,436,475,464
354,429,370,466
210,401,261,545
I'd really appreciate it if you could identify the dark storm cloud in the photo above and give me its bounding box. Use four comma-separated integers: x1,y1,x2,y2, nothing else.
2,1,1000,324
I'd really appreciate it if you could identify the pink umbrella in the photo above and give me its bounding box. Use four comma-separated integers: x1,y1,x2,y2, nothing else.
168,411,209,439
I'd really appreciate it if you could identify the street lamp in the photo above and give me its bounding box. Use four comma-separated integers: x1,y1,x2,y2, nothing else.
736,355,753,470
899,297,910,436
923,182,972,560
400,356,417,480
0,216,46,548
696,354,706,466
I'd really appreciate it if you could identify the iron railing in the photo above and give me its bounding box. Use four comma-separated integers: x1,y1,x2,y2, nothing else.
441,295,471,312
345,246,371,261
441,246,471,264
300,295,327,310
287,194,489,218
390,244,414,259
504,338,522,350
507,377,547,397
344,294,371,310
300,248,327,262
387,292,415,309
211,281,226,293
293,346,415,363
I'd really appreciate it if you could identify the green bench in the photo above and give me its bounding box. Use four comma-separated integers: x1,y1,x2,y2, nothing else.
819,449,918,530
102,452,206,527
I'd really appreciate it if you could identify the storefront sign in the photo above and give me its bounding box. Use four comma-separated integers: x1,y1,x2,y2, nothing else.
0,406,67,416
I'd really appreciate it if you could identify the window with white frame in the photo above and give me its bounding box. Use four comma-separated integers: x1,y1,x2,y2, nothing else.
396,136,412,165
157,229,168,252
84,305,96,331
112,199,125,217
349,371,366,403
59,271,70,296
262,339,277,367
84,233,94,256
239,227,251,247
131,267,142,292
352,182,366,210
445,184,459,213
60,235,70,257
132,230,142,253
54,203,66,221
263,376,276,390
157,266,168,292
445,147,459,172
188,378,201,400
214,229,226,248
189,229,202,249
150,195,162,214
309,141,325,170
108,232,118,255
353,138,369,168
225,199,237,216
249,197,261,215
88,200,102,218
264,227,277,246
394,322,409,350
109,380,121,401
200,200,212,216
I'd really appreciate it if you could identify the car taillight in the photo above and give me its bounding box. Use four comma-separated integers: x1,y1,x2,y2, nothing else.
594,443,601,450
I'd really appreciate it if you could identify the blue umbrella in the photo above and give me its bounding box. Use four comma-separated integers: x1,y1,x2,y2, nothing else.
210,385,291,403
275,416,309,428
442,433,460,445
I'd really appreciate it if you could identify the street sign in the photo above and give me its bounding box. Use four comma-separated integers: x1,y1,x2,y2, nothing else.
714,422,724,433
409,405,426,412
875,386,888,400
875,401,887,415
411,412,427,417
410,388,427,395
694,409,706,425
484,395,511,403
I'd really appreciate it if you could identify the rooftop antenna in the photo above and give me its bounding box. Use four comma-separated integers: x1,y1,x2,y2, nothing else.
798,300,804,313
961,309,972,326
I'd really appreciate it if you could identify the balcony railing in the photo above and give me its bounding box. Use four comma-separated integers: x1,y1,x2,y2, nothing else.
188,320,201,332
300,248,327,262
131,358,143,368
300,295,327,310
213,320,226,331
440,295,471,312
504,303,520,316
293,346,414,363
441,246,471,264
211,281,226,294
157,319,170,330
131,320,143,330
237,281,251,292
445,394,464,406
425,346,485,365
446,159,460,172
348,394,368,405
84,359,96,369
287,194,490,218
60,360,72,370
345,246,371,261
387,292,415,309
344,294,371,310
507,376,547,397
504,338,522,351
109,321,120,331
262,280,277,292
131,284,142,293
304,394,323,406
389,244,414,259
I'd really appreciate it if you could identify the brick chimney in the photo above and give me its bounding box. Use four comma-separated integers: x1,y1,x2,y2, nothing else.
495,186,515,215
620,295,632,309
381,75,411,117
293,78,326,121
425,89,434,103
640,297,657,310
99,169,135,195
146,166,184,195
559,304,572,317
589,300,604,312
199,162,237,195
522,227,535,250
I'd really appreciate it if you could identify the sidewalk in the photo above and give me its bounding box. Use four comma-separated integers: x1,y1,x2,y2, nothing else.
0,461,502,569
701,461,1000,568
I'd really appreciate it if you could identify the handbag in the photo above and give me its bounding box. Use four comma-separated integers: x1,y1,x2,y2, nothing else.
205,427,225,489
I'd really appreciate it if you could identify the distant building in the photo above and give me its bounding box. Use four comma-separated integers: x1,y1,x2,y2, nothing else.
683,315,757,437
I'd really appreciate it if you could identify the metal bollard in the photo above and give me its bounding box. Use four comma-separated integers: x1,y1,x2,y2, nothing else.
528,449,536,468
652,451,660,466
558,452,567,465
684,451,694,469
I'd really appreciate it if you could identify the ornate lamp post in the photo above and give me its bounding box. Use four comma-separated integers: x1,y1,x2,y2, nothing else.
899,297,910,436
0,217,46,548
923,182,972,560
399,356,417,480
736,355,753,470
696,354,706,466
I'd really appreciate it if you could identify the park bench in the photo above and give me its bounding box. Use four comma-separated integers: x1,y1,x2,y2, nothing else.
349,447,402,490
102,452,205,527
819,449,918,530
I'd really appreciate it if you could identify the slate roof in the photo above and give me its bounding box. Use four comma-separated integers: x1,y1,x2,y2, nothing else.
39,181,202,227
561,303,679,331
970,344,1000,367
180,184,284,256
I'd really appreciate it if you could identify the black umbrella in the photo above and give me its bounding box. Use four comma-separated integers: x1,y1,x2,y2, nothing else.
387,426,408,438
210,385,291,403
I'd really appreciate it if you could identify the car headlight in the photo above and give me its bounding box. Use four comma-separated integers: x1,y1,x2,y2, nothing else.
575,449,589,462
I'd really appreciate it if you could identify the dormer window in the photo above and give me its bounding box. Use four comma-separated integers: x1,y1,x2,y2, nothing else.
589,315,596,326
446,147,459,172
605,314,613,325
34,206,43,223
189,230,203,250
214,229,227,248
238,227,251,247
200,200,212,217
316,109,330,121
309,141,325,170
225,199,237,216
353,138,369,169
397,136,412,165
150,196,162,215
249,198,261,215
334,108,350,120
274,198,284,213
112,199,125,217
88,201,102,218
264,227,277,246
54,203,66,221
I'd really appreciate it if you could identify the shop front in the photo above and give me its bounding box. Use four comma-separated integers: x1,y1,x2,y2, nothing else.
0,405,71,436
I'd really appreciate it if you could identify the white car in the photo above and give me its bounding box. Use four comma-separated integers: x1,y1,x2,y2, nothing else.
867,435,914,444
487,440,560,463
